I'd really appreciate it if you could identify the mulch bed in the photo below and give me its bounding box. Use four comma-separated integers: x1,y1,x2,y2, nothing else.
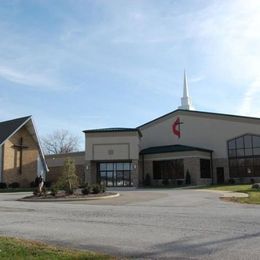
20,191,118,201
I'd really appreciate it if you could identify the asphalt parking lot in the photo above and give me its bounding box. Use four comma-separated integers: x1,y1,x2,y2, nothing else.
0,189,259,259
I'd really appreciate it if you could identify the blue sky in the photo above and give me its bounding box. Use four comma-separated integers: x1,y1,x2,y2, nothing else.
0,0,260,148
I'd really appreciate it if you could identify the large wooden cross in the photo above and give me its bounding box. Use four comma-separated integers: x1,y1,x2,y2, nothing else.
13,137,28,174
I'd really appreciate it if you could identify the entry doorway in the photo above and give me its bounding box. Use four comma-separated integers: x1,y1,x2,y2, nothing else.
216,167,225,184
97,162,133,187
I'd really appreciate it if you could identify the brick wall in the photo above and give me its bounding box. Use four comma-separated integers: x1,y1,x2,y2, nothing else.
45,152,85,186
3,126,39,187
46,165,85,185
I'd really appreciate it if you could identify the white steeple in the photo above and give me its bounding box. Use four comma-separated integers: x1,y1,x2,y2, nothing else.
178,70,194,110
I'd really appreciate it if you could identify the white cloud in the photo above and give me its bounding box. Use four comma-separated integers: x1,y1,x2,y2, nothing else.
0,65,65,91
1,0,260,119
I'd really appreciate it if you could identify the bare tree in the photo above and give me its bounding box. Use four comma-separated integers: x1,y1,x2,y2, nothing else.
41,129,80,155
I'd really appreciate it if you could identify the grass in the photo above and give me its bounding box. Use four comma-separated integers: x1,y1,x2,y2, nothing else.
0,236,114,260
201,184,260,204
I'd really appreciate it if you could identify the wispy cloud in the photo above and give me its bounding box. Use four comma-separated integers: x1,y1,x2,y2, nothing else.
0,65,65,91
0,0,260,134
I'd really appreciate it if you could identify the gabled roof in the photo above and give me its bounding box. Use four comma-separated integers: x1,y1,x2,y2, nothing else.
0,116,48,172
138,109,260,129
0,116,31,145
140,144,212,155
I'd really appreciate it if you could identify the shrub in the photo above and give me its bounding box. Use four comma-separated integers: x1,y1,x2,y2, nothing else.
228,178,235,185
144,174,151,186
79,184,86,189
50,186,58,196
81,182,89,188
92,184,101,194
41,186,47,196
9,182,20,188
252,183,260,189
33,188,38,196
100,184,106,193
45,181,52,188
162,179,169,186
177,180,183,186
185,170,191,185
0,182,7,189
82,185,91,195
30,181,36,188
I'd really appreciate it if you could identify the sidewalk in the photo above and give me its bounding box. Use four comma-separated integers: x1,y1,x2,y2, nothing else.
197,189,249,198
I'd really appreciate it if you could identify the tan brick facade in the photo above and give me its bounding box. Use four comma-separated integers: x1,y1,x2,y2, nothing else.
2,126,39,187
46,165,85,185
45,152,85,186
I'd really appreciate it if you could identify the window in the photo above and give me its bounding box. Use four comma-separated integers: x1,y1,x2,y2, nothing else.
244,135,252,148
97,162,132,187
227,134,260,177
153,159,184,180
200,159,211,178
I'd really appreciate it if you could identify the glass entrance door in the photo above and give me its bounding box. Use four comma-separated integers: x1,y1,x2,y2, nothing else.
98,162,132,187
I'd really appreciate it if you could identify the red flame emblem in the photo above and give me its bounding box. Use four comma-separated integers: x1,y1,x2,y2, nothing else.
172,117,181,138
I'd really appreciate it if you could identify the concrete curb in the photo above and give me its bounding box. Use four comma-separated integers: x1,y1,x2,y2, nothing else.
196,189,248,198
219,191,248,198
18,192,120,202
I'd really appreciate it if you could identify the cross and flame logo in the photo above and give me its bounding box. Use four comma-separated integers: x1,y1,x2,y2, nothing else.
172,117,183,138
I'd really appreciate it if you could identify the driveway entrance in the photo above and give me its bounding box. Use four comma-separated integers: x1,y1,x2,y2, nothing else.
0,189,259,259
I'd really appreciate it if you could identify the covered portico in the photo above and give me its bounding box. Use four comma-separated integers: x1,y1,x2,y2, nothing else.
140,144,213,186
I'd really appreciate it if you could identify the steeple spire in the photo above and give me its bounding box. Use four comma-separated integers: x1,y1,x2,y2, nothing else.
178,70,194,110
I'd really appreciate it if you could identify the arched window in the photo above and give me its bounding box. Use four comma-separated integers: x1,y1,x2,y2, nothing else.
227,134,260,178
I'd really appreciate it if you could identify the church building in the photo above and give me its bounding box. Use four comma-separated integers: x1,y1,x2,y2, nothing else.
84,73,260,187
0,116,48,187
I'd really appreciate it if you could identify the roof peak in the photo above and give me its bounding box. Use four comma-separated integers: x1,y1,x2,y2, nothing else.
0,115,31,124
138,109,260,129
0,116,32,146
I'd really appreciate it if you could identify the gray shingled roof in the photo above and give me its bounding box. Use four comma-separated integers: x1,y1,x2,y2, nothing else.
83,127,138,133
140,144,212,155
83,127,142,136
0,116,31,145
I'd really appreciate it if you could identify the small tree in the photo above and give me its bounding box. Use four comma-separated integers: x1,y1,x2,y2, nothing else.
58,158,79,194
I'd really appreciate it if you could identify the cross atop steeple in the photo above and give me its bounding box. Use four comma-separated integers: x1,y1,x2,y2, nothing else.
178,70,194,110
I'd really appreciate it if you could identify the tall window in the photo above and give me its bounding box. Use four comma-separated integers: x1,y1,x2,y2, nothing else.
97,162,132,187
200,159,211,178
153,159,184,180
227,134,260,177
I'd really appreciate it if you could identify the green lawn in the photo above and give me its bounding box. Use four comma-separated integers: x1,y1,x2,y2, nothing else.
202,184,260,204
0,237,114,260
